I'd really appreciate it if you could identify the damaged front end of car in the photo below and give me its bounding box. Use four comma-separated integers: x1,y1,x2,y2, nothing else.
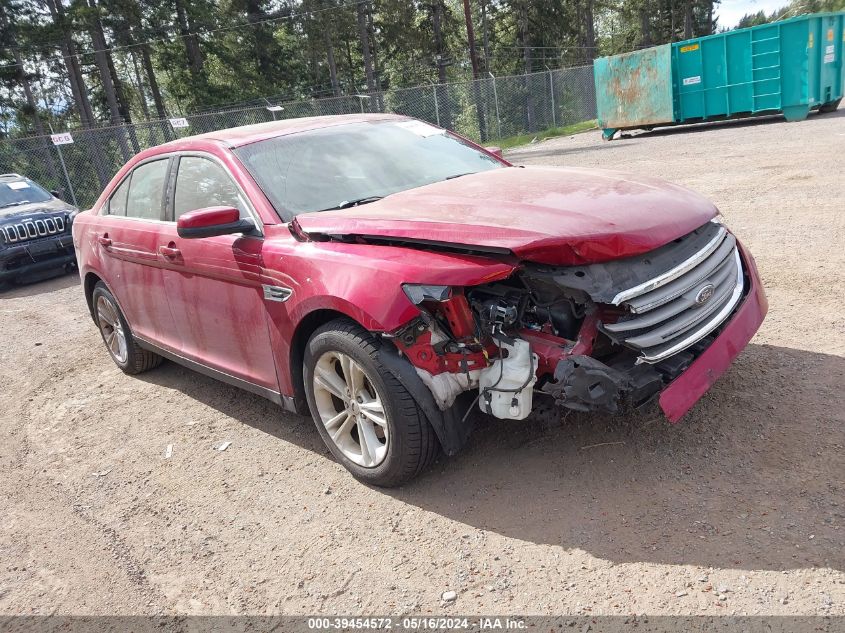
387,219,766,434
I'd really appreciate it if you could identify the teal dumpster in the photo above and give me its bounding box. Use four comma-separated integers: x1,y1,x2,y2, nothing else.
595,11,844,139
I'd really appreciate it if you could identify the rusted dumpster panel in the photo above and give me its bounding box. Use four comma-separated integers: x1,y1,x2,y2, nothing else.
595,44,674,137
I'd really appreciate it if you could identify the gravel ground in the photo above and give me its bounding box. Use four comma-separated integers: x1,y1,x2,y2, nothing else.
1,110,844,617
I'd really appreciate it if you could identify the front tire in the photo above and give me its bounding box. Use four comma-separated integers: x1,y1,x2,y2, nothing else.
92,282,162,375
303,319,439,487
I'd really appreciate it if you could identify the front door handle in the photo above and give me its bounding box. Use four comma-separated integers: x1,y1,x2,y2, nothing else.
97,235,112,247
159,245,182,259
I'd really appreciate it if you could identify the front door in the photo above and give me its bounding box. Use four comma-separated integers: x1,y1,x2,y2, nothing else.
158,154,279,390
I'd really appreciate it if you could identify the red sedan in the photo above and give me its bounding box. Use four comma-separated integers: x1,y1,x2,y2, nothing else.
72,114,767,486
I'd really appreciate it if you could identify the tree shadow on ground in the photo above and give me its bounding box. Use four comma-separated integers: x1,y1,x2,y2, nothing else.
140,342,845,573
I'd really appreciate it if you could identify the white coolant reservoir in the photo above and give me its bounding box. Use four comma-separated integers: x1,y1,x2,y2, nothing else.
477,337,538,420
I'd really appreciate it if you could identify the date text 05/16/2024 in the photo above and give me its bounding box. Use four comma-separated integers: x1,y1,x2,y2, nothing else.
307,617,527,630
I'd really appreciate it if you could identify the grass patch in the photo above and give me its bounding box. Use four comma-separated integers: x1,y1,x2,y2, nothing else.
494,120,597,150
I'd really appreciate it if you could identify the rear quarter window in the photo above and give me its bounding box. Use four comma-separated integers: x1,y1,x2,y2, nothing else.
107,177,131,216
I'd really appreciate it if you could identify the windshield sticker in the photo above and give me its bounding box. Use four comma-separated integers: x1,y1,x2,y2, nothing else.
7,181,30,190
394,120,444,137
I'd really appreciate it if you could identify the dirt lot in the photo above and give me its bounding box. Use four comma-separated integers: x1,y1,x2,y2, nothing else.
1,110,844,617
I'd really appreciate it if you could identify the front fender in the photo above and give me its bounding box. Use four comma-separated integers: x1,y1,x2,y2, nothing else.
261,237,517,396
286,287,416,334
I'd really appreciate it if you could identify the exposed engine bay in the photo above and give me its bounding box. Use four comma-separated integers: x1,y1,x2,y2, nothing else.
390,220,747,421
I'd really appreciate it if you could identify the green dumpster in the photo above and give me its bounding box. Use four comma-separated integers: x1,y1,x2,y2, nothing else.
595,11,844,139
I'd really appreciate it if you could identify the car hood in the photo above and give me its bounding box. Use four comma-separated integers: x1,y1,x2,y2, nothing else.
0,196,76,220
294,166,719,265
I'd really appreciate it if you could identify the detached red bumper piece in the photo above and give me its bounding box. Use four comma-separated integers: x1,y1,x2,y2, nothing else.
659,243,768,422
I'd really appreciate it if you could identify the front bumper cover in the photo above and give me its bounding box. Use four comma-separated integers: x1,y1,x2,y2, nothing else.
0,236,76,282
658,241,768,422
539,239,767,421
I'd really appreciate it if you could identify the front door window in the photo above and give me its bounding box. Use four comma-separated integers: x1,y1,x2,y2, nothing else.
173,157,247,220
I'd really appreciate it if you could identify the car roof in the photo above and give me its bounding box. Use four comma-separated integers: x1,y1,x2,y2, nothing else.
160,113,409,150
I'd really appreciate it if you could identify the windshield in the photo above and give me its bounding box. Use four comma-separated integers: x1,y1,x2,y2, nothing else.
233,120,502,218
0,176,53,208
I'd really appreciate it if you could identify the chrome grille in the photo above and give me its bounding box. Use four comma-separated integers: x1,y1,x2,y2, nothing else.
1,215,66,245
604,226,745,363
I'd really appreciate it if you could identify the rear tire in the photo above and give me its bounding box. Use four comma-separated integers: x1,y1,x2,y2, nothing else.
92,282,162,375
303,318,439,487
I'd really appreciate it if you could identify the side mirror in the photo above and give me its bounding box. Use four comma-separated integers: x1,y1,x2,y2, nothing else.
484,146,503,158
50,189,63,200
176,206,256,239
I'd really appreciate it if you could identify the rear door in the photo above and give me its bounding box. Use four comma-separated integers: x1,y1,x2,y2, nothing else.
157,153,279,390
94,157,181,350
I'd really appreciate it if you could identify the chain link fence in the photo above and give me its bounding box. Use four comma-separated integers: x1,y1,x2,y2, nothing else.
0,64,596,209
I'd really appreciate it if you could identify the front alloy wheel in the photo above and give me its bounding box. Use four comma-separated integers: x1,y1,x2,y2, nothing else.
303,319,440,486
312,351,389,468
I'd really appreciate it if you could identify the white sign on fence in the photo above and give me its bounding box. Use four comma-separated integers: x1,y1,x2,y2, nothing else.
169,117,189,129
50,132,74,145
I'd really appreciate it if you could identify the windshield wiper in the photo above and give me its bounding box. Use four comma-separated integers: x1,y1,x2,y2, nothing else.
0,200,28,208
445,172,474,180
330,196,384,210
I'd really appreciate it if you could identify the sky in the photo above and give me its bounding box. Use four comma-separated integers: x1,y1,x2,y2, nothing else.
716,0,790,28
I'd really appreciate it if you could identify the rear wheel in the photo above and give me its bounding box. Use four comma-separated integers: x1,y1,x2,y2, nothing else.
303,319,439,487
92,282,162,374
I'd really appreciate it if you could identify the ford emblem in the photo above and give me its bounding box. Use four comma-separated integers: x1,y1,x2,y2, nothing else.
695,283,715,305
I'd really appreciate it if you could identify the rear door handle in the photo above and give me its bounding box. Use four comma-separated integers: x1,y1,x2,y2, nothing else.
159,245,182,259
97,235,112,247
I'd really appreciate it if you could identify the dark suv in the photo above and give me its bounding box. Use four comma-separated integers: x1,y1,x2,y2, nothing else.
0,173,78,286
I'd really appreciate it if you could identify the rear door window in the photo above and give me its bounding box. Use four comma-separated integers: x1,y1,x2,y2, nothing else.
125,159,169,221
173,156,247,220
